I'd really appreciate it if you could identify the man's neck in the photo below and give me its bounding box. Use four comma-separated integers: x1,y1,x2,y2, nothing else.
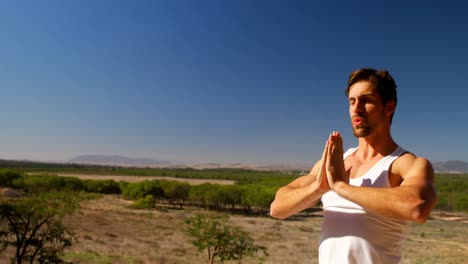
356,133,397,161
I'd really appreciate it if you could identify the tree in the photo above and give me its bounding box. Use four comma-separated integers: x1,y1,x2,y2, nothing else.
162,181,190,208
0,191,82,263
189,183,215,208
130,194,156,209
219,185,241,210
84,179,121,194
183,214,267,264
241,185,276,213
0,170,21,188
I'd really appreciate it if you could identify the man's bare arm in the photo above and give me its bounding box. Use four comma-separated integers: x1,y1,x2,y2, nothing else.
334,158,436,223
270,141,330,219
326,134,437,223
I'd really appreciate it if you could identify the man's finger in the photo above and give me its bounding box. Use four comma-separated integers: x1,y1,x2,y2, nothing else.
336,132,344,157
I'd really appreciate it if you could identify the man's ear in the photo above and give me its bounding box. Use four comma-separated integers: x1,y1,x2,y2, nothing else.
385,101,396,117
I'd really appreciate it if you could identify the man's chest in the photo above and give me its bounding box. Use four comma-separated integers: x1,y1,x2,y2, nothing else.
345,156,403,187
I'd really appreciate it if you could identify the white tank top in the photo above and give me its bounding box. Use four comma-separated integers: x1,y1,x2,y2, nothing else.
319,146,410,264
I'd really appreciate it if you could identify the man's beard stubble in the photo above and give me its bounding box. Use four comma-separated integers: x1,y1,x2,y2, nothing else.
352,125,371,137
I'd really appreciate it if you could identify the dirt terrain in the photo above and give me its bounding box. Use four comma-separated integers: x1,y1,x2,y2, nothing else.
2,173,467,263
3,194,465,264
66,197,468,264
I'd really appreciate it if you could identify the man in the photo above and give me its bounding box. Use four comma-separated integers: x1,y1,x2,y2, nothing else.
270,68,437,263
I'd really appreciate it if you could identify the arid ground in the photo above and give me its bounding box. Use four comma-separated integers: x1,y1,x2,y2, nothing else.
67,196,468,264
1,174,467,264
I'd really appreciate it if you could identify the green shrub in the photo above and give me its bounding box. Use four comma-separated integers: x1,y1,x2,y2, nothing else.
84,179,121,194
121,180,164,200
0,191,82,263
189,183,215,207
12,174,66,193
0,169,22,187
241,185,276,213
160,181,191,208
434,174,468,212
183,214,267,263
62,176,87,191
130,195,156,209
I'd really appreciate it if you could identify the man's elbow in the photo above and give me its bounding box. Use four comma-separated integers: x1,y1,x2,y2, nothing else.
410,194,437,224
411,209,429,224
269,202,288,220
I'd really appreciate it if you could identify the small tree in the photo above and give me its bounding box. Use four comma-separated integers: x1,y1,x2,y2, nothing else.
0,170,21,187
162,181,190,208
0,191,82,263
130,194,156,209
183,214,267,264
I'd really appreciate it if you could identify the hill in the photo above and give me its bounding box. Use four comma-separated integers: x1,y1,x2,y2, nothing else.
433,160,468,173
1,156,468,174
69,155,171,167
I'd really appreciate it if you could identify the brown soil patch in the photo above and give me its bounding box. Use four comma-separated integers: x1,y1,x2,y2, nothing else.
430,211,468,223
1,195,466,264
0,187,22,198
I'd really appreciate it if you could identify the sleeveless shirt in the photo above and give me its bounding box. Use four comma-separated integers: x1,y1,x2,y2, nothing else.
319,146,410,264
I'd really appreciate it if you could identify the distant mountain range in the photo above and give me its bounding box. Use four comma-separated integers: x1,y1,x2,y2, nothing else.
0,154,466,174
66,155,468,173
432,160,468,173
69,155,172,167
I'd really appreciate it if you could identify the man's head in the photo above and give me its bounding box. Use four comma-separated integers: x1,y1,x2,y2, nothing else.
345,68,398,137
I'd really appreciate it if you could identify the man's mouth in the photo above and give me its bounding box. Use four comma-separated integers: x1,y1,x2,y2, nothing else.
352,117,365,126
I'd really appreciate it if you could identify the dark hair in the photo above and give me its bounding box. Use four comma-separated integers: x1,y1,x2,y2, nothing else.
345,68,398,123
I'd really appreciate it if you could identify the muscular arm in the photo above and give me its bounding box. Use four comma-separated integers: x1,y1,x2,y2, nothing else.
326,134,437,223
270,140,331,219
334,156,437,223
270,162,326,219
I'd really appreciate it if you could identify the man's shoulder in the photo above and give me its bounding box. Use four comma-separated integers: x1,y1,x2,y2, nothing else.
391,151,434,180
394,151,431,168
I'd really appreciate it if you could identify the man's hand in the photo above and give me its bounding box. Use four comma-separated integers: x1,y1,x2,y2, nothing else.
325,131,348,190
269,131,347,219
315,138,331,193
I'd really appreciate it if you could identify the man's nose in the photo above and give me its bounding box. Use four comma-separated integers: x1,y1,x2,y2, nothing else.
351,101,364,114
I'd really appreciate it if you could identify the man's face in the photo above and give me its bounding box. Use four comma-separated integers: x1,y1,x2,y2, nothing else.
348,81,387,137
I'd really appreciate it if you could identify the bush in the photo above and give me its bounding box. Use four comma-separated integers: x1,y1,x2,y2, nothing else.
189,183,215,207
10,174,88,193
84,179,121,194
160,181,191,208
130,195,156,209
183,214,267,264
241,185,276,213
13,174,66,193
219,185,242,209
204,187,225,210
434,174,468,212
0,170,22,187
120,180,164,200
62,176,87,192
436,192,468,212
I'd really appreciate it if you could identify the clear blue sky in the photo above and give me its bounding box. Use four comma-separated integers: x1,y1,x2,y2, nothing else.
0,0,467,165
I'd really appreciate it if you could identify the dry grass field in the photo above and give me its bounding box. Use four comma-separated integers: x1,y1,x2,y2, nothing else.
2,172,467,263
2,195,465,264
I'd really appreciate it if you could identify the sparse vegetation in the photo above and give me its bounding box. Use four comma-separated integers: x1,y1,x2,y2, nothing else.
0,165,467,263
130,195,156,209
0,159,298,184
2,168,467,213
434,174,468,212
0,191,82,263
183,214,267,264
